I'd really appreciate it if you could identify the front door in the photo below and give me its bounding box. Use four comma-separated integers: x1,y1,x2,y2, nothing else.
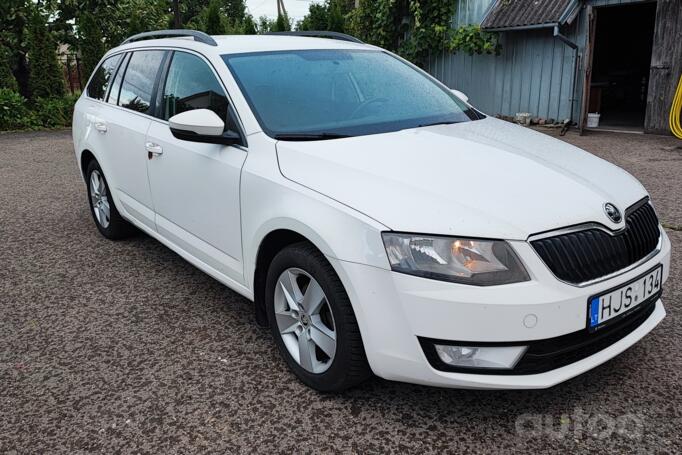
146,50,247,284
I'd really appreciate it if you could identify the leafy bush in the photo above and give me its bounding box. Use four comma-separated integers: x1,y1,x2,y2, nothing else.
32,95,78,128
0,88,78,131
448,25,501,56
345,2,502,65
0,88,39,131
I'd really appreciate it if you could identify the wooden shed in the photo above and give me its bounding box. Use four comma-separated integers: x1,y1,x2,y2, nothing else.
427,0,681,134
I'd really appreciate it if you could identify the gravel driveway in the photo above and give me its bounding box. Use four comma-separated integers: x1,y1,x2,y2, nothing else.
1,129,681,454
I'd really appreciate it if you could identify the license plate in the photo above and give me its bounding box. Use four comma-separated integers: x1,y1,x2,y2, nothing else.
588,265,663,331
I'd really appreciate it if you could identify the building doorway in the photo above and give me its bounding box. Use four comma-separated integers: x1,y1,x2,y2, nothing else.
588,2,657,131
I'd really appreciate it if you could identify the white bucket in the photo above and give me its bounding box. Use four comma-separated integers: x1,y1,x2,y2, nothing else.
587,112,600,128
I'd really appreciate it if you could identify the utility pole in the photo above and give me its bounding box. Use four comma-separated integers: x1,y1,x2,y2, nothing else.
277,0,287,17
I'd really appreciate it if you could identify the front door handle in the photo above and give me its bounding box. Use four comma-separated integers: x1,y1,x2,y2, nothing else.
94,121,107,133
145,142,163,159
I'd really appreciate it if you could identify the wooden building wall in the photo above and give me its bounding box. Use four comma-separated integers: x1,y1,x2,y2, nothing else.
645,0,682,133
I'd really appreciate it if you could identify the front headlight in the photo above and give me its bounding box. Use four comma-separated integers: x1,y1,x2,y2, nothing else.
382,233,529,286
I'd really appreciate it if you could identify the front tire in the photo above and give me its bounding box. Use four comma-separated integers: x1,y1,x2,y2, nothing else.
85,160,134,240
265,242,371,392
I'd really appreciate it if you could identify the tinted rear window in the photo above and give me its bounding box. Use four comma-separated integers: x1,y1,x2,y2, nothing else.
119,50,165,114
87,54,122,101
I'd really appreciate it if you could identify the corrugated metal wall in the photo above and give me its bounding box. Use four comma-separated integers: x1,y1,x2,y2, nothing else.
427,0,648,122
428,26,584,122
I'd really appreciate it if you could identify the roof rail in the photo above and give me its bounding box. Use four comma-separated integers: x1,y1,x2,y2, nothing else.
121,30,217,47
265,31,364,44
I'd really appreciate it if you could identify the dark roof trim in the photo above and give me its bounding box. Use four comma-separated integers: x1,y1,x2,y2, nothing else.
484,22,560,32
265,31,364,44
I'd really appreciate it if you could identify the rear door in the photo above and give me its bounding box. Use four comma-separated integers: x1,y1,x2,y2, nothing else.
102,50,167,230
145,50,247,284
78,52,124,180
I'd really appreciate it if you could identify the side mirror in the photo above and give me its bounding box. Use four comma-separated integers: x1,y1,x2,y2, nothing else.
169,109,240,146
451,89,469,104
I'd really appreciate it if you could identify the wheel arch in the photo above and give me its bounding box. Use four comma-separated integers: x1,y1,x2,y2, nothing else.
80,149,97,181
251,227,329,327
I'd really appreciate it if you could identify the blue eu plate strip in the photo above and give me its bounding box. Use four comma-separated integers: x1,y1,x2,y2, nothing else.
590,297,600,327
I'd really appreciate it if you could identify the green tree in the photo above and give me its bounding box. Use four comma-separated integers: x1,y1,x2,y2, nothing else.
27,11,65,99
223,0,246,23
297,3,329,31
256,16,276,34
109,0,170,46
206,0,225,35
77,12,106,84
128,10,146,37
0,45,18,91
242,14,257,35
326,0,349,32
273,12,291,32
297,0,352,32
399,0,456,66
0,0,33,97
346,0,403,50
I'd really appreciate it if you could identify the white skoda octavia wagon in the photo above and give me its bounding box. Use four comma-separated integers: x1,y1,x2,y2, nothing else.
72,30,671,392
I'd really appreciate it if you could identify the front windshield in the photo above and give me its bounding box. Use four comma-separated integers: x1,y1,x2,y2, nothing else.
222,49,481,139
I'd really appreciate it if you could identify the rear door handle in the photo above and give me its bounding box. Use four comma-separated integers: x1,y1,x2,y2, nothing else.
145,142,163,159
94,121,107,133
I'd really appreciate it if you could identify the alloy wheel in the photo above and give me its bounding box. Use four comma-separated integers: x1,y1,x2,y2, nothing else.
274,268,337,374
89,170,111,229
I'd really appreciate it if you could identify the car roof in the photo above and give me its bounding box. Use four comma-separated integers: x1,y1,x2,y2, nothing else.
113,34,375,56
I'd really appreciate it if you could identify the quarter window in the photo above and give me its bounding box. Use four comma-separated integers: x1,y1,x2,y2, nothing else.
87,54,122,101
119,50,165,114
162,52,228,124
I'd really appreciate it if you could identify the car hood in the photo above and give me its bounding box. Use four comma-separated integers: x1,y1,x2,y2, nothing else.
276,117,648,240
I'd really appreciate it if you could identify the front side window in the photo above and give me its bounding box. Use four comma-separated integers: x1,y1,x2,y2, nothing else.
222,50,481,139
162,51,228,124
87,54,122,101
119,50,165,114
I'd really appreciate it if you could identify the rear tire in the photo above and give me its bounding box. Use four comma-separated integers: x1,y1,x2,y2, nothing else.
85,160,135,240
265,242,371,392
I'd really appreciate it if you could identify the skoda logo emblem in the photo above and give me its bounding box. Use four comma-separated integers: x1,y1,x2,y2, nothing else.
604,203,622,223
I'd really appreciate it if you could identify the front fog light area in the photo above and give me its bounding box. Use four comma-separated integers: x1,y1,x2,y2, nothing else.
434,344,528,369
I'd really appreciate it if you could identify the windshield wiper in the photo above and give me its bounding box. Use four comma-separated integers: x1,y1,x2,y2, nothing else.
274,133,352,141
417,120,460,128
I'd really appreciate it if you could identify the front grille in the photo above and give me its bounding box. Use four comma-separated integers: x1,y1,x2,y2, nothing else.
531,200,660,285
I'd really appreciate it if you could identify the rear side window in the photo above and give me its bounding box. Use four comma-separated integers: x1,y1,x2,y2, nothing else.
119,50,165,114
162,51,228,123
87,54,122,100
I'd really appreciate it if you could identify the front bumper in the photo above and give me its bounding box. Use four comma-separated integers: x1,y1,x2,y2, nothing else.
329,229,671,389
